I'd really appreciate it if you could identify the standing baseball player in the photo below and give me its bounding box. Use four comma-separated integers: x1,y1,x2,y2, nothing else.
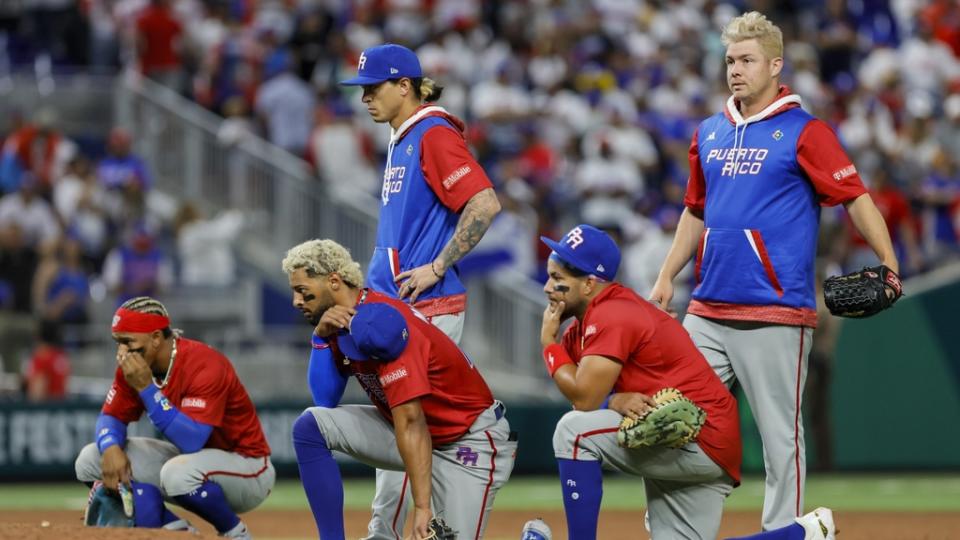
340,43,502,538
74,296,274,538
648,12,901,530
539,224,741,539
282,239,517,540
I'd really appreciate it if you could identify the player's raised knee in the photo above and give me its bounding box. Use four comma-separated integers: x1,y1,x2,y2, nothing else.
75,442,101,482
552,410,589,452
292,409,327,447
159,455,203,497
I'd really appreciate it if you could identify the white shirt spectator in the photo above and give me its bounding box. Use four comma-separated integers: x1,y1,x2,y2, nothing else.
0,190,60,248
177,210,244,286
574,153,643,227
255,72,316,153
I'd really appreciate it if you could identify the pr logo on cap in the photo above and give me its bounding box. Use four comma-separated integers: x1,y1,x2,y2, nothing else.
358,53,367,71
565,227,585,249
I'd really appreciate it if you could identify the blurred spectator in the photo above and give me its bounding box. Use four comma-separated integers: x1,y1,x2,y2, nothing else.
918,148,960,264
0,173,61,254
173,201,244,287
254,50,315,156
33,236,90,325
97,126,151,229
135,0,184,91
101,224,174,304
54,157,110,270
0,223,38,374
845,165,923,275
307,102,376,201
0,108,76,195
289,8,335,82
23,319,70,402
216,95,256,146
459,178,538,280
623,205,691,310
573,137,642,228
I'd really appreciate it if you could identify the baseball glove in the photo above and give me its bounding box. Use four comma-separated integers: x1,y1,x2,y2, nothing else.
617,388,706,449
424,517,457,539
823,265,902,318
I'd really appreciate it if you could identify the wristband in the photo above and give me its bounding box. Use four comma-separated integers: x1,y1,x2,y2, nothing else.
542,343,574,377
431,260,444,279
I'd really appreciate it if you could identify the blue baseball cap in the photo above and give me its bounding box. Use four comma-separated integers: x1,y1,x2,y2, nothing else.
340,44,422,86
541,224,621,281
337,303,410,361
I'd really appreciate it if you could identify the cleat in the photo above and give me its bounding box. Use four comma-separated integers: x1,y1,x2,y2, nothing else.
794,507,836,540
520,517,552,540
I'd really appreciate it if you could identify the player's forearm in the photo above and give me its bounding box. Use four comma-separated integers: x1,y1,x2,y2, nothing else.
393,406,433,509
434,188,501,271
845,193,899,273
552,365,607,411
657,208,704,282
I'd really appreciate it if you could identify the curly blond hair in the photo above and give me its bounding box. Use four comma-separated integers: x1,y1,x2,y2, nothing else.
281,239,364,287
721,11,783,60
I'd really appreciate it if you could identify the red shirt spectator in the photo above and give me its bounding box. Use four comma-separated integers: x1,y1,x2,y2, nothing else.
136,0,183,75
24,328,70,401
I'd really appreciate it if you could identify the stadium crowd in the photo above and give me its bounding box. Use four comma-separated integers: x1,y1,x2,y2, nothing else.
1,0,959,405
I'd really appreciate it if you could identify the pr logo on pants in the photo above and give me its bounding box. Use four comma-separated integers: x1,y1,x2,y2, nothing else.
456,446,478,466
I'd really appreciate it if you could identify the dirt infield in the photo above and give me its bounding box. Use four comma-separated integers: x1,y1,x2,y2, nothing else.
1,508,958,539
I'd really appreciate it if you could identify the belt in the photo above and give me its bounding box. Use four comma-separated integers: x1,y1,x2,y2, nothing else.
493,401,505,421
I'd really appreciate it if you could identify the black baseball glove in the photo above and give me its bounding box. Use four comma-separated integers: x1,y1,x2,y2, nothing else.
823,265,902,318
424,516,457,539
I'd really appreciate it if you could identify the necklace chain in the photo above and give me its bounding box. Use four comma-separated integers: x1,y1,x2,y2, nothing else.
154,339,176,389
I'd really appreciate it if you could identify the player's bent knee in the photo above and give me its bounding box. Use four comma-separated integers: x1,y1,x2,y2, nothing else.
159,455,205,497
75,442,101,482
552,410,587,453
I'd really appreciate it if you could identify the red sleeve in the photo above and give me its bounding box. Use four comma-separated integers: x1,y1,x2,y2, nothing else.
177,357,229,426
378,328,431,407
579,303,652,363
102,368,144,424
683,129,706,217
420,125,493,212
796,119,867,207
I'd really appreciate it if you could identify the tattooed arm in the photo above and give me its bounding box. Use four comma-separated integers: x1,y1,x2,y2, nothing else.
396,188,501,302
435,188,501,272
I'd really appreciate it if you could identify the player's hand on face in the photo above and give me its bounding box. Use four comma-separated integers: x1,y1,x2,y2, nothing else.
648,278,677,317
395,262,442,304
100,445,132,492
117,345,152,391
408,506,433,540
541,300,565,348
608,392,658,420
315,305,357,338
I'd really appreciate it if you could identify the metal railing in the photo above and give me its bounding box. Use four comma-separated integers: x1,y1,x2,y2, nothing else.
113,75,559,401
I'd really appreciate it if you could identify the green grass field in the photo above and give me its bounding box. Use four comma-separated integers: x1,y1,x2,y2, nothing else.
1,473,959,513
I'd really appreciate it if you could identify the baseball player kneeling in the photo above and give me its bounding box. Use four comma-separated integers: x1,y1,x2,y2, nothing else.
74,296,274,538
282,239,517,540
538,225,741,540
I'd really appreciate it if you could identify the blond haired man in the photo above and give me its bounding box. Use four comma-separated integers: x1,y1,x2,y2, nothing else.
649,11,899,530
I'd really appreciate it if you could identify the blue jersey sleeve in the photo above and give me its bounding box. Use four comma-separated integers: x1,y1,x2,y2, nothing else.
139,384,213,454
309,335,348,407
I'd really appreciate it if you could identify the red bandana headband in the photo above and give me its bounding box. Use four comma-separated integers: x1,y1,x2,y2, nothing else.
111,308,170,333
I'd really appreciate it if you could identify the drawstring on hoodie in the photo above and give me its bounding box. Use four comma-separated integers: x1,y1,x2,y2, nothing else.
725,88,802,179
381,105,451,204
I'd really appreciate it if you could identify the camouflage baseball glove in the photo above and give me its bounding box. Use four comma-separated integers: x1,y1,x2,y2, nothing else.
617,388,706,449
424,517,457,539
823,265,902,318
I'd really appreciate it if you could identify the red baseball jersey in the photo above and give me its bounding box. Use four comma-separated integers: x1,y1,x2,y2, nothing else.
560,284,742,483
334,291,494,445
102,338,270,457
